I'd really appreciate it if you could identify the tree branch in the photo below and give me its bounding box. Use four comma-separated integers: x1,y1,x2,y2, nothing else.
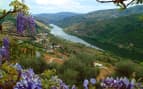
127,0,135,6
96,0,127,8
0,9,20,20
96,0,116,3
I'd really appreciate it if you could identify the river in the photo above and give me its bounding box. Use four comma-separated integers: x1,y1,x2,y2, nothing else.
50,24,102,50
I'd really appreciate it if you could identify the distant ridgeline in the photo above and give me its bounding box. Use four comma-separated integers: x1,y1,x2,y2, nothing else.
34,12,80,25
35,5,143,61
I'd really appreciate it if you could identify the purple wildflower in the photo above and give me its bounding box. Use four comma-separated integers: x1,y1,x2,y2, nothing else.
16,12,25,35
60,82,69,89
14,68,42,89
3,37,9,49
90,78,96,85
15,63,23,71
0,38,10,61
16,13,36,36
101,77,136,89
27,16,36,35
83,79,89,89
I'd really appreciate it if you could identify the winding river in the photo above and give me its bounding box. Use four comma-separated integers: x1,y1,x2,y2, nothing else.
50,24,102,50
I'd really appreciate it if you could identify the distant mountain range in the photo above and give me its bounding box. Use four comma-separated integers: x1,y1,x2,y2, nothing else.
35,5,143,60
35,5,143,27
34,12,80,24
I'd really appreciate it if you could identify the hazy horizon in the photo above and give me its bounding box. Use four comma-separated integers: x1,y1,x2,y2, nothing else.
0,0,118,14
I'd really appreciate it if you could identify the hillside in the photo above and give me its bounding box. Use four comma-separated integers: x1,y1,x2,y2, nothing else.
35,5,143,61
56,5,143,28
35,5,143,28
1,11,143,88
64,13,143,61
0,13,122,87
34,12,80,24
1,0,143,88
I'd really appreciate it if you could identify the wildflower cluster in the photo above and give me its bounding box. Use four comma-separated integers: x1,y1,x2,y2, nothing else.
0,38,143,89
14,67,42,89
16,12,36,35
0,37,10,64
82,77,143,89
101,77,135,89
0,62,42,89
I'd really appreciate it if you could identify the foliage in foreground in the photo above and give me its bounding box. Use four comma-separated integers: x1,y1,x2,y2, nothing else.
0,38,143,89
0,62,143,89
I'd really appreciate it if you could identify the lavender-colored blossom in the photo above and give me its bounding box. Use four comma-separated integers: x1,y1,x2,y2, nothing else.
3,37,9,49
0,38,10,61
27,16,36,35
127,79,136,89
122,77,129,87
60,82,69,89
90,78,96,85
0,55,2,64
14,68,42,89
83,79,89,89
16,13,36,36
63,85,69,89
16,12,25,34
101,77,136,89
15,63,23,71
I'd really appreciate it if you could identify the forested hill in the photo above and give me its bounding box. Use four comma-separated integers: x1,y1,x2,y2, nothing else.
35,5,143,28
56,5,143,28
64,13,143,60
34,12,80,24
34,5,143,60
60,6,143,61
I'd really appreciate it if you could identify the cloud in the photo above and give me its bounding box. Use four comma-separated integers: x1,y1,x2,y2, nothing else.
36,0,80,6
0,0,117,14
35,0,83,11
25,0,116,14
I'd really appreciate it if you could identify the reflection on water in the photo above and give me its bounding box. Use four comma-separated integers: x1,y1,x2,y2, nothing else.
50,24,102,50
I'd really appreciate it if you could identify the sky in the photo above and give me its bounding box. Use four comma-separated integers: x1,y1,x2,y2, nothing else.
0,0,117,14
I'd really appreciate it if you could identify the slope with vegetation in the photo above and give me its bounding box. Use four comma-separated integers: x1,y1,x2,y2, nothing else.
34,12,80,25
39,5,143,61
64,13,143,61
0,0,143,88
1,8,143,89
36,5,143,28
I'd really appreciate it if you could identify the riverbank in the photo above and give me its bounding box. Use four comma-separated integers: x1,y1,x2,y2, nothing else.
64,29,143,62
50,24,102,50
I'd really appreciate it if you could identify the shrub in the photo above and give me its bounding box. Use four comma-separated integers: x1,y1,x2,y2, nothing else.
18,57,48,73
61,69,79,84
115,60,143,79
58,54,99,85
134,65,143,80
115,60,136,77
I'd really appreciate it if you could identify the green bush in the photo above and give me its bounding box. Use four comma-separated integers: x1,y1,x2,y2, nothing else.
61,69,79,84
57,53,99,85
115,60,136,77
140,62,143,66
18,57,48,73
115,60,143,79
135,65,143,80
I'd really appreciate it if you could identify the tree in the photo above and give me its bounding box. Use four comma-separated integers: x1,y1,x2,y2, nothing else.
96,0,143,9
9,0,29,14
0,0,29,33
